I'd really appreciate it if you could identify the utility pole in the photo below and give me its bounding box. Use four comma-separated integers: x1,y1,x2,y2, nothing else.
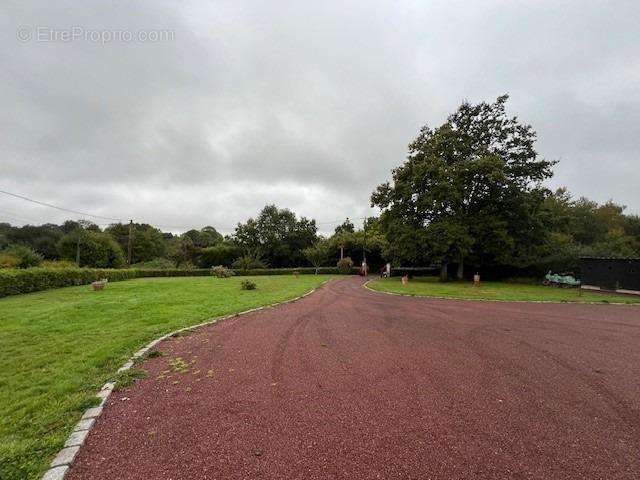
362,216,367,263
127,219,133,266
362,216,367,275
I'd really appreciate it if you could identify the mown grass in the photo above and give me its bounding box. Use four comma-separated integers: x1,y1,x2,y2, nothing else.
368,277,640,304
0,275,333,480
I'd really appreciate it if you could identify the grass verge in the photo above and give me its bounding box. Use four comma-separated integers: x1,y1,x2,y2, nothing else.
0,274,332,480
368,277,640,304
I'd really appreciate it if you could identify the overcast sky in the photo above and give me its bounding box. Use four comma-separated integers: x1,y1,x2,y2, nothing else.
1,1,639,234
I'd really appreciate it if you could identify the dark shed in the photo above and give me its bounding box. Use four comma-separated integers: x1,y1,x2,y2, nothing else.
580,257,640,292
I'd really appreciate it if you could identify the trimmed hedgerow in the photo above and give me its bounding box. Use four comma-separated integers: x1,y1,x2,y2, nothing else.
0,268,138,297
0,266,358,298
231,267,358,276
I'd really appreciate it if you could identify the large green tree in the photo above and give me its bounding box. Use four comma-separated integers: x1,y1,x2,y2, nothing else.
327,217,388,270
372,95,554,279
57,229,125,268
182,226,223,248
197,243,242,268
233,205,317,267
3,224,63,259
105,223,167,264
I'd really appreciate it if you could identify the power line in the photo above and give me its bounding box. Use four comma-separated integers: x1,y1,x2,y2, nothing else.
0,189,123,222
1,188,369,232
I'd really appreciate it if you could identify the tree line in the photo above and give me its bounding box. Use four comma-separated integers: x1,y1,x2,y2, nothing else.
1,96,638,277
0,207,383,272
371,95,640,278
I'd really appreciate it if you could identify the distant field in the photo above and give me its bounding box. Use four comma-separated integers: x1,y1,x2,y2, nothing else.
0,275,333,480
368,277,640,304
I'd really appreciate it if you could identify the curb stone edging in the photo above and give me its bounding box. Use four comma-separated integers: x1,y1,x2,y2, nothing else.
363,279,639,306
40,278,331,479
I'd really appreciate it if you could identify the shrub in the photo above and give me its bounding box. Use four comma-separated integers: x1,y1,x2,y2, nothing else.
337,257,354,274
57,231,125,268
40,260,78,269
130,258,175,270
211,265,234,278
240,279,257,290
197,244,242,268
0,252,21,269
232,255,266,270
231,267,352,276
1,244,43,268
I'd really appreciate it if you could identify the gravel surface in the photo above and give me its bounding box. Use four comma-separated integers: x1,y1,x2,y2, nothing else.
68,277,640,479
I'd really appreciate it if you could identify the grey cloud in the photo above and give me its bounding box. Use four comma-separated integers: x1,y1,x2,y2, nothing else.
1,0,639,236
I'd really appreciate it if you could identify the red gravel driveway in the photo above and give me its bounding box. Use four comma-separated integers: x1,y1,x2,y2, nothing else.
68,276,640,479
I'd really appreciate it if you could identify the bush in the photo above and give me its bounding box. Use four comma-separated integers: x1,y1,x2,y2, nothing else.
231,267,356,276
130,258,175,270
40,260,78,269
240,279,257,290
337,257,354,274
0,252,21,269
1,244,43,268
211,265,234,278
232,255,266,270
197,244,242,268
57,230,125,268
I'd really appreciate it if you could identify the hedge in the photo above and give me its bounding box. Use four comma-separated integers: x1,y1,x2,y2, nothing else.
0,266,359,298
0,268,138,297
231,267,359,276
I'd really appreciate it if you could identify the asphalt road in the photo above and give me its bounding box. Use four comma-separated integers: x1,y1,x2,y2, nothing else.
68,276,640,479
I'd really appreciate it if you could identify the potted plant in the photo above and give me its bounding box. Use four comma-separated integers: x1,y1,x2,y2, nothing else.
91,278,108,291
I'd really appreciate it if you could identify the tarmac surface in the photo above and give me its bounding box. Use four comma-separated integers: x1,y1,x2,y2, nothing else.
68,276,640,479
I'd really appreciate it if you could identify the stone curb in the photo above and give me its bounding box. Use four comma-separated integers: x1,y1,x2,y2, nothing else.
363,279,639,306
40,278,331,479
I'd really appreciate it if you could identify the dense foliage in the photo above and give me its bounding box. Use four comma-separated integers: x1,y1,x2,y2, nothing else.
57,229,125,268
372,96,640,278
2,97,638,279
0,244,43,268
105,223,167,264
233,205,318,267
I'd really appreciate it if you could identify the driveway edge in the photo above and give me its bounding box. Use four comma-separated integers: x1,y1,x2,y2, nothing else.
40,278,331,480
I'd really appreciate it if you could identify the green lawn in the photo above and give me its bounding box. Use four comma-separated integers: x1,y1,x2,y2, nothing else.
0,275,333,480
368,277,640,304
